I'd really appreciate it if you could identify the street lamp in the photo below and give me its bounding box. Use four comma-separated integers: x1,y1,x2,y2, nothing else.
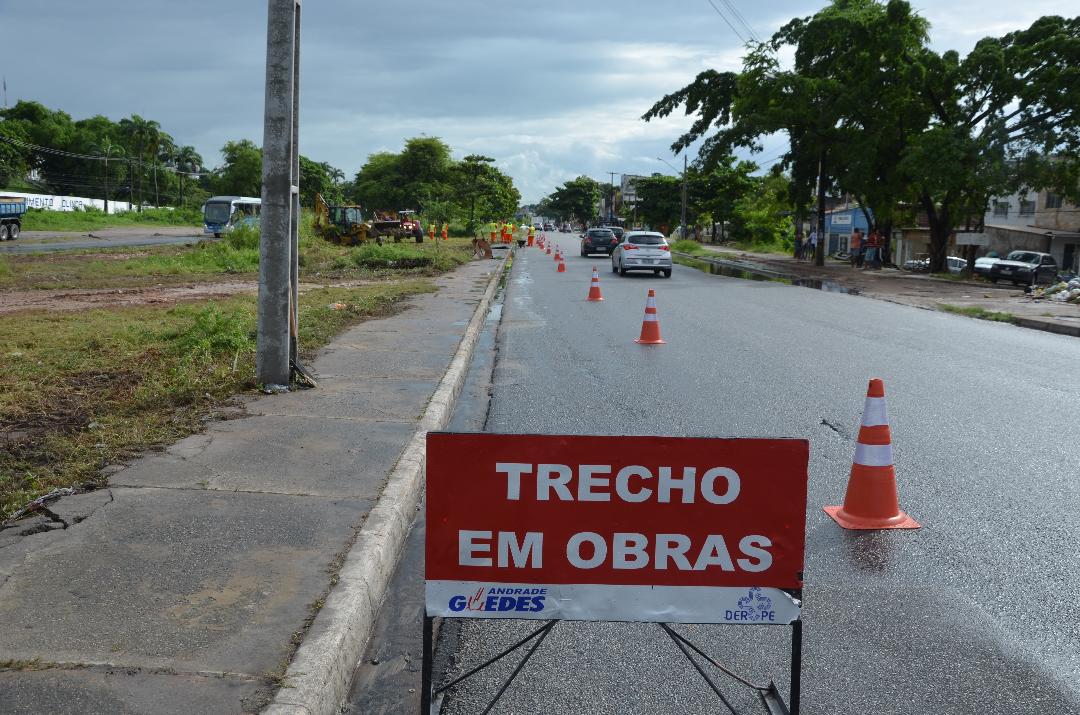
656,156,688,239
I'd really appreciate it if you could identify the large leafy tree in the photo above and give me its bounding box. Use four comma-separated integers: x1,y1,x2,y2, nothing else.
904,16,1080,270
214,139,263,197
545,176,601,224
352,138,519,225
645,1,1080,272
633,174,682,232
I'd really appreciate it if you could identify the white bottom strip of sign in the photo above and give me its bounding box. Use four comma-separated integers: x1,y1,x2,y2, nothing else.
426,581,801,625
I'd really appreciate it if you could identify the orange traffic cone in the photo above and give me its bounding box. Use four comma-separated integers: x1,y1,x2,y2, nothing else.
634,289,665,344
557,261,566,273
586,267,603,301
824,379,920,530
554,248,561,261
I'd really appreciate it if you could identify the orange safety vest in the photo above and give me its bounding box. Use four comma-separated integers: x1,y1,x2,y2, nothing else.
441,223,448,240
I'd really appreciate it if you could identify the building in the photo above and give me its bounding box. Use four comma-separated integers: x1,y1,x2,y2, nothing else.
823,205,873,254
983,190,1080,273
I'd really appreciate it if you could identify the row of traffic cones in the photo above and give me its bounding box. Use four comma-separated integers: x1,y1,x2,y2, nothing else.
552,249,917,532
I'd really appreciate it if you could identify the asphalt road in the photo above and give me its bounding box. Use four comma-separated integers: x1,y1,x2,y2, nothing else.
428,231,1080,714
0,228,205,253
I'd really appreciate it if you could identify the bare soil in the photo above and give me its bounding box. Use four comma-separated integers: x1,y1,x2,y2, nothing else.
0,278,390,314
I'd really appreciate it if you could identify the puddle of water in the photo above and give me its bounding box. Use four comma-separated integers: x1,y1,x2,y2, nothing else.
678,256,859,295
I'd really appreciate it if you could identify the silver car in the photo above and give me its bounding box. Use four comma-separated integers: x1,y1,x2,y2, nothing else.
611,231,673,277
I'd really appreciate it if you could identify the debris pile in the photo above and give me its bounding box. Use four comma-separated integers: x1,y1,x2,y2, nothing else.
1036,279,1080,304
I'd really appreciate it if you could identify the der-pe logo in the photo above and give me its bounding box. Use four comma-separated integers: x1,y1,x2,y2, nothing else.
425,433,808,625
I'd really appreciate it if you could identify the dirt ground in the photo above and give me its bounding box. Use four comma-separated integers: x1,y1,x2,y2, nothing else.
0,278,389,314
696,245,1080,334
20,226,203,242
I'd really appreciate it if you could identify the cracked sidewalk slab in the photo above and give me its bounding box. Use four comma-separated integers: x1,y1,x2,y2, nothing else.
111,416,418,498
0,488,369,675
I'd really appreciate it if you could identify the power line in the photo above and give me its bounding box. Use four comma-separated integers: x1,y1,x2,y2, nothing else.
718,0,759,42
704,0,747,44
0,133,210,176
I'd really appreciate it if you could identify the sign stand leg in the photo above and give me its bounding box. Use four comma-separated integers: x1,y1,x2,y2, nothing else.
790,618,803,715
421,616,434,715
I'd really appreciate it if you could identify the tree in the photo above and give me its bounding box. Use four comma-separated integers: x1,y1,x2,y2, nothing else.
689,156,758,241
214,139,263,197
454,154,495,232
299,155,344,208
175,145,203,208
0,119,32,188
546,176,601,224
634,174,682,232
903,16,1080,271
644,2,1080,272
91,137,125,213
119,115,161,210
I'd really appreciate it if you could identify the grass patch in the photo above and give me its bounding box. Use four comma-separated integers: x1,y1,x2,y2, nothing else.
21,206,203,232
0,222,475,290
0,280,434,519
671,239,707,255
937,304,1016,323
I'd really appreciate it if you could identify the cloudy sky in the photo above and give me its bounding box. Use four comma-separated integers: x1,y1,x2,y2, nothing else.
3,0,1066,202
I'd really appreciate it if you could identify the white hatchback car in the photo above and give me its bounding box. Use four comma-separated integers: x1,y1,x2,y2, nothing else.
611,231,673,278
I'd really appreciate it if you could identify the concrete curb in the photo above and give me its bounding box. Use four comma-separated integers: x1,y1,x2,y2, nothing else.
263,255,508,715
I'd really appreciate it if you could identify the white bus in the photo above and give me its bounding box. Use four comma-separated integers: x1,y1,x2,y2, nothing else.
202,196,261,237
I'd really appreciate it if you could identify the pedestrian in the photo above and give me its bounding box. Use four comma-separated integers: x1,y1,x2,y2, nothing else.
794,231,804,261
865,229,881,269
412,220,424,244
807,229,818,260
850,228,862,268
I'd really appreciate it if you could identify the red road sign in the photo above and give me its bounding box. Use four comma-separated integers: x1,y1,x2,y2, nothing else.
425,433,808,624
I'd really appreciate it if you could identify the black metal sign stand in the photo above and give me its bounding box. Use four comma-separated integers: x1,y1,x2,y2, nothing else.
420,590,802,715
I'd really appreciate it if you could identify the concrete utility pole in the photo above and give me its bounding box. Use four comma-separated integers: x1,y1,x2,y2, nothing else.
257,0,301,387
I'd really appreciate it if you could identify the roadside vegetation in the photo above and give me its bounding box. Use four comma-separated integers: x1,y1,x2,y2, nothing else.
20,206,203,232
937,304,1016,323
0,280,440,519
0,211,478,519
0,215,473,291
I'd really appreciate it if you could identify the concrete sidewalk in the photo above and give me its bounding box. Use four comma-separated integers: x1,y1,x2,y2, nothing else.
692,245,1080,337
0,259,500,714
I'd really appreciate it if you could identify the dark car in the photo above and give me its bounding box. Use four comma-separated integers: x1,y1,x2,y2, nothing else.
580,228,619,256
543,222,555,231
603,225,625,242
989,250,1058,287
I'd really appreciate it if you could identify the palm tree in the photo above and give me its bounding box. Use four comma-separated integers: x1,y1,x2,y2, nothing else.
92,138,125,214
175,145,203,208
119,115,160,211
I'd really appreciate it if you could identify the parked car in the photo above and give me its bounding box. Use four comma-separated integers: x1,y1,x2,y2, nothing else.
974,254,1001,277
581,228,618,256
611,231,672,277
945,256,968,274
561,223,571,233
903,257,929,272
989,250,1058,287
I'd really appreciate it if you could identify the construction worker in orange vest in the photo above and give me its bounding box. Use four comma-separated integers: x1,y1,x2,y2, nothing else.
441,222,448,241
527,225,535,247
429,223,436,241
